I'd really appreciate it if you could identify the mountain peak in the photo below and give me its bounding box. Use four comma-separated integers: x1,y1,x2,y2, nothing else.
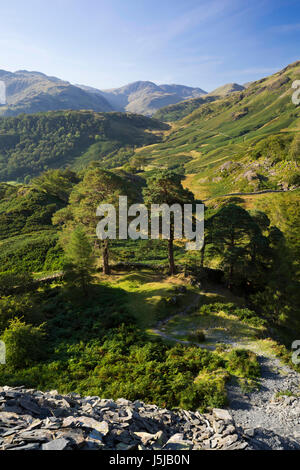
208,83,245,96
0,69,113,116
90,81,207,115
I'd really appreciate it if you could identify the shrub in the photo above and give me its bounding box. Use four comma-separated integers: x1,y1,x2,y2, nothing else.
0,271,35,297
199,302,266,328
225,349,260,379
1,318,47,369
0,295,40,333
287,172,300,187
0,324,260,411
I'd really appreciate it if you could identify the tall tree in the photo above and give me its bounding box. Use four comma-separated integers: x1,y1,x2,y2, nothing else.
54,165,136,274
207,204,271,289
143,171,195,275
63,226,96,296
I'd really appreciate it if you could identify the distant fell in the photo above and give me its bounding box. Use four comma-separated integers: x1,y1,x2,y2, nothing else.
0,69,207,117
153,82,244,122
79,80,207,116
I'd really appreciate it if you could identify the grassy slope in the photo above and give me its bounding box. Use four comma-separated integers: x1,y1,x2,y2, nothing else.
136,61,300,199
153,84,245,122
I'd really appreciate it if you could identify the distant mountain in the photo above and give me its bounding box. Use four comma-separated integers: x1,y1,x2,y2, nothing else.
0,70,207,117
79,81,207,116
153,82,244,121
0,70,112,116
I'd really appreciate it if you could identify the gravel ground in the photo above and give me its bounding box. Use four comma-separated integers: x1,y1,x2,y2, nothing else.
153,300,300,451
154,320,300,449
227,352,300,450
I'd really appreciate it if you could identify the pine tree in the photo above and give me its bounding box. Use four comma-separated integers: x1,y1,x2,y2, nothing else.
143,171,196,275
54,166,136,275
63,226,96,296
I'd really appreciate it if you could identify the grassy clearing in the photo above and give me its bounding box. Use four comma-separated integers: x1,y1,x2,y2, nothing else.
160,307,265,347
98,271,257,348
99,270,198,329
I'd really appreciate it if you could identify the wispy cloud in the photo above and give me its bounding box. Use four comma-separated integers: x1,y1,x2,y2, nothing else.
134,0,236,53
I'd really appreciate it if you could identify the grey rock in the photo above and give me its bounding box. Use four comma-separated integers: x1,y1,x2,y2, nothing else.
42,438,70,451
116,442,137,450
18,399,41,415
116,398,131,406
8,443,41,451
213,408,232,424
164,433,193,450
219,433,239,448
17,429,53,442
0,387,251,451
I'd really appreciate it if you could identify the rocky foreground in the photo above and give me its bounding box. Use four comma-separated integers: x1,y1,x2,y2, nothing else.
0,386,248,451
1,386,300,451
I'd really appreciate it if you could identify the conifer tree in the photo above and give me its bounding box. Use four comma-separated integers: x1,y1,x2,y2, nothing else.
63,226,96,296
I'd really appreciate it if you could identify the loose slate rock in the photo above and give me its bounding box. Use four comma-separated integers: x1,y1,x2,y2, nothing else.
42,438,70,451
0,387,251,451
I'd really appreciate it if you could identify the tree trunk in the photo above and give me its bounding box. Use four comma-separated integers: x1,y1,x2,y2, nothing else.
102,239,110,275
168,232,176,275
200,240,206,268
81,278,89,298
228,263,234,291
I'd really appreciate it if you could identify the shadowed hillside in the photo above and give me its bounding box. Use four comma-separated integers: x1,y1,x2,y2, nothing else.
0,110,168,181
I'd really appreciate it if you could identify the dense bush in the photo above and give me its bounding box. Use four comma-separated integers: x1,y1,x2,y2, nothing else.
1,318,47,369
0,325,260,411
0,271,35,297
199,302,266,327
0,188,64,240
250,134,292,162
0,232,62,272
225,349,260,379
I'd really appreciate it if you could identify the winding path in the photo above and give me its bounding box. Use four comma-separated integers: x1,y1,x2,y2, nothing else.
153,302,300,449
227,344,300,449
203,188,297,202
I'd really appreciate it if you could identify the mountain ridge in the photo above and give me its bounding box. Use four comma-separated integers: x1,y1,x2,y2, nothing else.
78,80,207,116
154,82,245,121
0,70,113,116
0,69,207,117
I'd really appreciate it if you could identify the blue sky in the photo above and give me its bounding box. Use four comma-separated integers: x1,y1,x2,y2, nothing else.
1,0,300,91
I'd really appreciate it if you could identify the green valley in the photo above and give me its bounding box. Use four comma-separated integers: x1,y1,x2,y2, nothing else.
0,60,300,418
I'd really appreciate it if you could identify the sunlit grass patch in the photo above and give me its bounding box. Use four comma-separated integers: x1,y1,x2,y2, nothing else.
100,270,196,329
161,304,266,348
